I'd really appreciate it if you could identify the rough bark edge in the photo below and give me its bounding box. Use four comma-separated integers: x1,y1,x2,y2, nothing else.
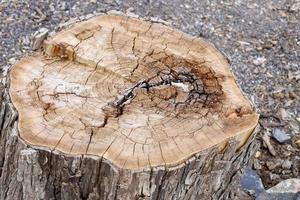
35,10,259,169
0,73,259,199
0,11,260,200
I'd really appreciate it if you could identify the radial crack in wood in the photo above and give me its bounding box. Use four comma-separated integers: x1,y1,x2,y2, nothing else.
10,15,259,170
0,14,262,200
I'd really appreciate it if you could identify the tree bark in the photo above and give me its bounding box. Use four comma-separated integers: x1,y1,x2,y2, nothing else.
0,13,259,200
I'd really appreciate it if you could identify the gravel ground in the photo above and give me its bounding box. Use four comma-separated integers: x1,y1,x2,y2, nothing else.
1,0,299,197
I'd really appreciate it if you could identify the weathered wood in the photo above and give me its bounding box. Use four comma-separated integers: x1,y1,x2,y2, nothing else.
0,13,259,200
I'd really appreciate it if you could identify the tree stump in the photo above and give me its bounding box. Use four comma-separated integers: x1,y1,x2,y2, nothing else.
0,14,259,200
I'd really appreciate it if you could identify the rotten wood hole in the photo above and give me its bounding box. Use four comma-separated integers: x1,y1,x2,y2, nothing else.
10,15,259,169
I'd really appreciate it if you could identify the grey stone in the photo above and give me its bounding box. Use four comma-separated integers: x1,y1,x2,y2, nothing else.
256,191,300,200
269,173,280,181
278,108,289,121
31,28,49,50
266,159,282,170
254,159,262,170
290,0,300,11
240,168,265,196
253,57,266,66
267,178,300,194
272,128,291,144
281,170,292,175
282,160,292,170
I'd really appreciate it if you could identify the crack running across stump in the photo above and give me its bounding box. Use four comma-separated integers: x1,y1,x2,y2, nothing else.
9,14,259,170
102,62,223,128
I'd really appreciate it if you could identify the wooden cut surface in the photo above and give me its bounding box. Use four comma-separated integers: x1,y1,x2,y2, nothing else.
10,15,259,169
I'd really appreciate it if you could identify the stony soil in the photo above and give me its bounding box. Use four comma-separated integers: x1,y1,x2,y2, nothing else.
1,0,299,195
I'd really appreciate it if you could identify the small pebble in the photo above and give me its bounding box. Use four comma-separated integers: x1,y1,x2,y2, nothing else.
269,173,280,181
281,170,292,175
282,160,292,170
272,89,285,99
262,132,277,156
292,167,299,177
240,168,265,195
31,28,49,50
271,128,291,144
8,57,16,65
253,57,266,66
253,159,262,170
290,0,300,11
255,151,261,158
266,159,282,170
278,108,289,121
289,120,300,135
295,139,300,147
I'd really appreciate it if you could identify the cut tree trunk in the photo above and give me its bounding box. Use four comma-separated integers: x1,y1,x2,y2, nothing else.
0,13,259,200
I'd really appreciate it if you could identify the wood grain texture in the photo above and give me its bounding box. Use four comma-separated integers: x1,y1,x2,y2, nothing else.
0,13,259,199
10,15,258,169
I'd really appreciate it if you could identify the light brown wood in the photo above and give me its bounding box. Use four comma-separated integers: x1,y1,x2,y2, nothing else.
0,14,260,200
10,15,258,170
